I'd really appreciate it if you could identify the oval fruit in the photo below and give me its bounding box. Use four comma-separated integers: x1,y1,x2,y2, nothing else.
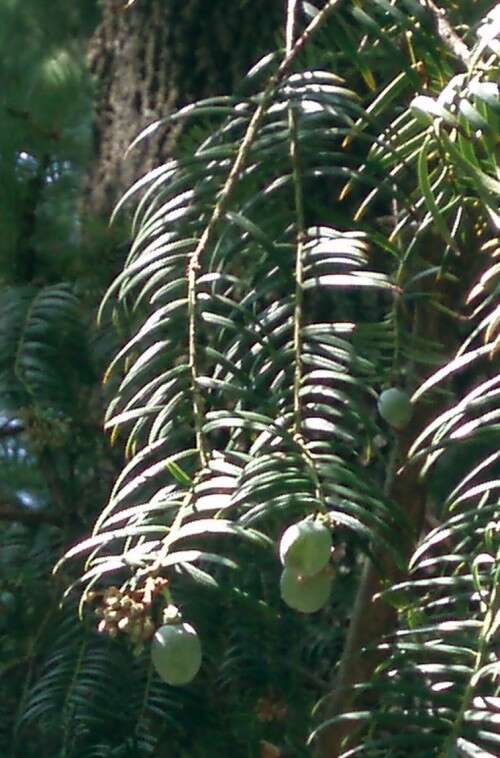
280,566,332,614
279,519,332,577
377,388,413,430
151,622,202,685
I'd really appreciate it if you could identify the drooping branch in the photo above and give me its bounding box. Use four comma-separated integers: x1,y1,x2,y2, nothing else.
186,0,345,466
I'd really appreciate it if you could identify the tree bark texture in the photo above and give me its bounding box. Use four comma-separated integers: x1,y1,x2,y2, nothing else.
84,0,283,217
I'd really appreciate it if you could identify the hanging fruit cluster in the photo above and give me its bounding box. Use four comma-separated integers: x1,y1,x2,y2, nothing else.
92,582,203,687
97,515,336,687
278,517,334,613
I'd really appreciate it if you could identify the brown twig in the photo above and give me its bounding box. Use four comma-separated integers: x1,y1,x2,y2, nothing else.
424,0,471,68
0,503,61,526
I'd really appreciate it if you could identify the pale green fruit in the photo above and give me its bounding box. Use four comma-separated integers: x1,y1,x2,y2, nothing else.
377,388,413,430
151,622,202,685
280,566,332,614
279,519,332,577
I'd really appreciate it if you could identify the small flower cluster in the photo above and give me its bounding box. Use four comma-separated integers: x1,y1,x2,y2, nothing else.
255,693,288,723
91,576,169,643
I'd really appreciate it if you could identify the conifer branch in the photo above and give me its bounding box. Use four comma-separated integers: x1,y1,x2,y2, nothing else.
186,0,344,466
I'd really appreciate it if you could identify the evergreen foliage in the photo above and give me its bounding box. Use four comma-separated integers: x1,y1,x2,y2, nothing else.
0,1,498,756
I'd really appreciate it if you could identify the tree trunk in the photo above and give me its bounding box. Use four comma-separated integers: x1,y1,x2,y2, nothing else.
313,236,472,756
84,0,283,218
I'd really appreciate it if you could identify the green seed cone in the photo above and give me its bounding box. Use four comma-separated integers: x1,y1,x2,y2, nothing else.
279,519,332,577
377,388,413,430
280,566,332,614
151,622,202,685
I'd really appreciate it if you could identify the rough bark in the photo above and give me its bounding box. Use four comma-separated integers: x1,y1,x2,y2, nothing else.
84,0,283,217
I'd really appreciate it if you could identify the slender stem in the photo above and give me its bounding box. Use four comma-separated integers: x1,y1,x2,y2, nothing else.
285,0,327,512
294,433,328,512
285,0,299,56
145,483,197,577
186,0,344,466
287,0,307,437
187,270,208,466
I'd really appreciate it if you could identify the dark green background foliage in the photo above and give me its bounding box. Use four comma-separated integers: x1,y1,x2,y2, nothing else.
0,1,498,757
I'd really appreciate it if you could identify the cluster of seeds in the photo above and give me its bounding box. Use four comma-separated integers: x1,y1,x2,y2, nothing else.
92,576,169,643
